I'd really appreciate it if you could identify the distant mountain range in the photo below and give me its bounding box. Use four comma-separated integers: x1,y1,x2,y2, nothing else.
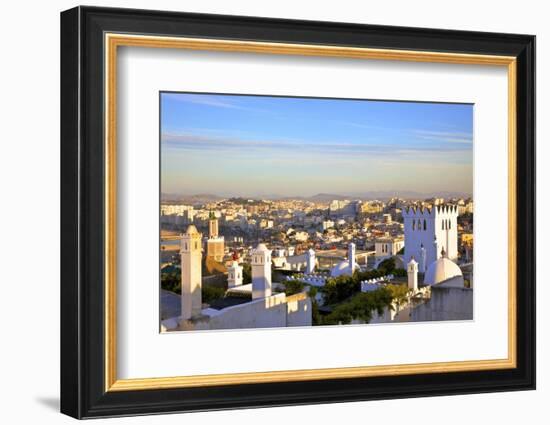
162,190,472,204
161,193,224,204
278,191,471,202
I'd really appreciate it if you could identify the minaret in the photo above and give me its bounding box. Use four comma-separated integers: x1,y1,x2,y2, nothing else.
419,243,426,273
208,211,218,238
227,260,243,288
180,225,202,320
407,257,418,292
206,211,224,262
348,242,356,274
251,243,272,299
306,248,316,274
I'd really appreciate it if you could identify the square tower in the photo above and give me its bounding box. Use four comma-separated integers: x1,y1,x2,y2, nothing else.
407,258,418,291
251,243,272,299
402,204,458,269
180,225,203,320
206,237,225,262
208,213,219,238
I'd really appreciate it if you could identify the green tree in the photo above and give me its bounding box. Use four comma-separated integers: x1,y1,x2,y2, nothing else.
242,263,252,284
283,280,305,296
161,269,181,294
355,268,385,282
307,285,319,298
387,283,409,306
393,268,407,277
377,257,396,275
321,275,360,305
201,285,226,303
320,287,394,325
311,300,321,325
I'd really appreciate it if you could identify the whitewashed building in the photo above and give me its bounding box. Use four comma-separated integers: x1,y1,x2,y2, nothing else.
180,225,203,320
164,232,311,332
330,243,359,277
410,251,472,321
227,260,243,288
402,204,458,272
375,237,405,258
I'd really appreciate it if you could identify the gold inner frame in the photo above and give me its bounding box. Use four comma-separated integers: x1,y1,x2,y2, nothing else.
104,33,517,392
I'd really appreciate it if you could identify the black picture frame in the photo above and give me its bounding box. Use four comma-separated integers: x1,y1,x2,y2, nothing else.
60,5,536,419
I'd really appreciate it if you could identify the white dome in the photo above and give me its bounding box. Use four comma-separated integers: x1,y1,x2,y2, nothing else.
424,257,463,286
330,260,359,277
255,243,269,252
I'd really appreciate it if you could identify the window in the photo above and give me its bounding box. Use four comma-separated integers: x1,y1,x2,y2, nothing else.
423,219,427,230
412,221,416,231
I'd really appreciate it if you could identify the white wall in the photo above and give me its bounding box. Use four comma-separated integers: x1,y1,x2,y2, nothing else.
286,294,313,327
193,294,288,330
412,286,474,321
184,293,312,330
0,1,546,425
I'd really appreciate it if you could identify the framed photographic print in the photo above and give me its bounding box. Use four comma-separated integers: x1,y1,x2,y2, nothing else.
60,6,536,419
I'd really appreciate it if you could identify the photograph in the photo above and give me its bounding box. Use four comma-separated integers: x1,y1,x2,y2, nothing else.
159,92,475,332
57,4,536,419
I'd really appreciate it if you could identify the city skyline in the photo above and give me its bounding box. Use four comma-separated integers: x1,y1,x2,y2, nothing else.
161,92,473,197
161,190,473,202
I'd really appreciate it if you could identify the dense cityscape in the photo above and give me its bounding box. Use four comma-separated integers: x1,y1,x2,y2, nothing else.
160,194,474,331
159,92,474,331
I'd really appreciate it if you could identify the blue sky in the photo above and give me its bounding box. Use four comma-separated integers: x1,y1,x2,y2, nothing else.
160,92,473,198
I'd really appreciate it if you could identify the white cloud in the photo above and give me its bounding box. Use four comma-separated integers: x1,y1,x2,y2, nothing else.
411,129,473,144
